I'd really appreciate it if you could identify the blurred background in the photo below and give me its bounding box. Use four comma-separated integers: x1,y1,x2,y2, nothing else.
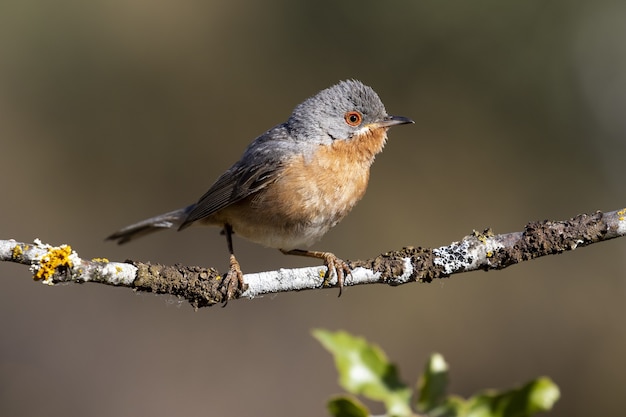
1,1,625,416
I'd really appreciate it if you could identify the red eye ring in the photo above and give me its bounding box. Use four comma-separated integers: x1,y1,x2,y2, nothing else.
344,111,363,127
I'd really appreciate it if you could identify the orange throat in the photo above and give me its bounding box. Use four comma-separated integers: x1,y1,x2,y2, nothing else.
333,126,389,164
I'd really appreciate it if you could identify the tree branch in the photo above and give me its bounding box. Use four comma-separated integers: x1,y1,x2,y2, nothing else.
2,209,625,308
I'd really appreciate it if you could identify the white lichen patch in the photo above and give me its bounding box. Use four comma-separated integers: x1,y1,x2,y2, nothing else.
433,240,472,274
617,208,626,235
433,237,505,274
97,262,137,286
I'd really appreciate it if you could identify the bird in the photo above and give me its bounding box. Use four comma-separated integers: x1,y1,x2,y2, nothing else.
107,79,413,300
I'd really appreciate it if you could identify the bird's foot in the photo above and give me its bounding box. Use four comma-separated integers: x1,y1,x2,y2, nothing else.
320,252,351,297
221,254,248,304
281,249,351,296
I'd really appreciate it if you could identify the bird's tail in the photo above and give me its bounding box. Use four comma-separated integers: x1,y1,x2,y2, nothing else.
106,205,195,244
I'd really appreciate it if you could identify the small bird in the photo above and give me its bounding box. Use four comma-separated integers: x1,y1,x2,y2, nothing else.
107,80,413,299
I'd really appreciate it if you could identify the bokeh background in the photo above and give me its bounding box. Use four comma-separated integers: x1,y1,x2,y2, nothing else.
1,1,625,416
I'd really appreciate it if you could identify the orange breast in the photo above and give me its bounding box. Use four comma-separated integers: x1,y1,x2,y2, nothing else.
213,127,389,249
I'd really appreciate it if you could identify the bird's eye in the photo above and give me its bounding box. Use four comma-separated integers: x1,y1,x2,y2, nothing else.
344,111,363,127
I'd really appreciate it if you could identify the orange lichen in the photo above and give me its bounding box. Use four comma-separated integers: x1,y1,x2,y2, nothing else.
34,245,74,283
11,244,23,259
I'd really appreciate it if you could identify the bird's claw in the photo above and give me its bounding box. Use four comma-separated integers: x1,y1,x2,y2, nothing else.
221,254,248,305
322,253,351,297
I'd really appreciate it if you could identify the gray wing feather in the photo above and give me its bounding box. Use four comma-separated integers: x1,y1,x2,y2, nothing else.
178,162,282,229
179,125,300,230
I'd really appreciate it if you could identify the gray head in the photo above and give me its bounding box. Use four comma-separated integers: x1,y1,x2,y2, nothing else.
287,80,412,143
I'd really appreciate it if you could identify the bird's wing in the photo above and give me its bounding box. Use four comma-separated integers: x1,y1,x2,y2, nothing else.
178,161,283,229
179,125,297,229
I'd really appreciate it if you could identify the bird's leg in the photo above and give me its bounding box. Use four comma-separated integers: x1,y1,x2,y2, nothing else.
280,249,351,296
223,224,248,301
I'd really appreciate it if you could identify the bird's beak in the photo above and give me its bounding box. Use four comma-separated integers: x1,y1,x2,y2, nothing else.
373,115,414,128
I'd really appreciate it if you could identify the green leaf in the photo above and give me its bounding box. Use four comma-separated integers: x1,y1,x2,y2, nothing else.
327,395,370,417
313,329,413,417
429,395,468,417
417,352,450,413
465,377,560,417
